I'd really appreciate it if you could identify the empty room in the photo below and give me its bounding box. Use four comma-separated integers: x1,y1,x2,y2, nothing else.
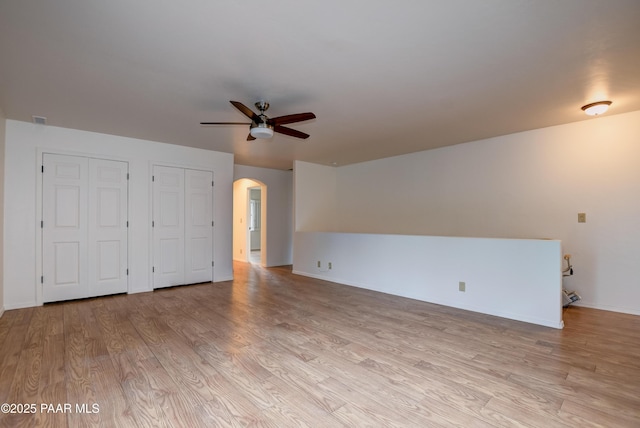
1,1,639,427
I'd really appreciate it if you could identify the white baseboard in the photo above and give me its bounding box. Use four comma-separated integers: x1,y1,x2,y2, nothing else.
574,301,640,316
127,288,153,295
3,301,38,310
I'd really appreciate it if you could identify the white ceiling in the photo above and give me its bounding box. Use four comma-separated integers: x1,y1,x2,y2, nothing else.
1,1,639,170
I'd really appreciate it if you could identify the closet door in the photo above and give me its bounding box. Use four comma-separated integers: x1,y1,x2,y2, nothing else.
152,166,213,288
185,169,213,284
42,154,89,302
42,154,129,303
152,166,185,288
88,158,129,296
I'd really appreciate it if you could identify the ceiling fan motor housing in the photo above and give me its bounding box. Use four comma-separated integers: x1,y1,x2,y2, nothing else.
255,101,269,113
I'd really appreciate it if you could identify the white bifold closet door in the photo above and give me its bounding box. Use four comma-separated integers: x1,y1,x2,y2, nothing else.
152,166,213,289
42,154,128,303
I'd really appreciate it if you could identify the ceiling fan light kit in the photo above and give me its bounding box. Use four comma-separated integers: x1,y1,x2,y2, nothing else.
201,100,316,141
250,123,274,139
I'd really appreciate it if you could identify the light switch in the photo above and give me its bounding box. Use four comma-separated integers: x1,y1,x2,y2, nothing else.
578,213,586,223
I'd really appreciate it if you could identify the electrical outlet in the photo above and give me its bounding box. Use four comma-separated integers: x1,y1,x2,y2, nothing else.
578,213,586,223
459,281,466,292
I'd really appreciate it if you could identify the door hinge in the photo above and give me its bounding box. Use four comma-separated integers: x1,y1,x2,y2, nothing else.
41,220,43,228
212,180,214,187
41,165,44,173
126,268,129,275
126,221,129,227
212,261,214,267
152,220,154,227
127,173,129,180
212,221,214,227
152,175,155,182
41,276,44,284
152,267,155,273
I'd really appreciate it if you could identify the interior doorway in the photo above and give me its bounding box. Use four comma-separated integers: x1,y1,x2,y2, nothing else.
248,186,261,264
233,178,266,265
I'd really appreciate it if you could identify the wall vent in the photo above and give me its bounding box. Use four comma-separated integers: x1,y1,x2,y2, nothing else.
32,115,47,125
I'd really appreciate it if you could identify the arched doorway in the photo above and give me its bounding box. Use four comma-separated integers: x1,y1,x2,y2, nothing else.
233,178,266,265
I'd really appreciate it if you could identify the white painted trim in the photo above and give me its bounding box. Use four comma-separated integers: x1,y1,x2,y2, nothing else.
4,301,36,311
35,150,43,306
573,302,640,317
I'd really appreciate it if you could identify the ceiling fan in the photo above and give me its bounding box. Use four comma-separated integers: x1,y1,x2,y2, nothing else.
201,101,316,141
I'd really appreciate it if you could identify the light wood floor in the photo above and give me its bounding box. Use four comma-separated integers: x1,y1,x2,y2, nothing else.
1,262,639,427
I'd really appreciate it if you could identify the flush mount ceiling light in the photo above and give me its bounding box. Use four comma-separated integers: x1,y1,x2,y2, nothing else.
581,101,612,116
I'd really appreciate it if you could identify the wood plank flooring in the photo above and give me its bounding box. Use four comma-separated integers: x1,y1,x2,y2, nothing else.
1,262,639,427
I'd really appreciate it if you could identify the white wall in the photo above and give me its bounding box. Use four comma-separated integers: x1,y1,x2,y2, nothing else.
296,110,640,316
0,112,5,317
234,165,294,266
4,120,234,310
294,232,563,328
294,161,337,231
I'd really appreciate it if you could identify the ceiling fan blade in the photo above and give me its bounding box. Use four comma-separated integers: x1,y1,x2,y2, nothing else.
274,125,310,139
230,101,262,124
247,133,256,141
269,112,316,126
200,122,251,125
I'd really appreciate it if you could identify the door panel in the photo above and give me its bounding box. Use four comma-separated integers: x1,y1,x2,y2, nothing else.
153,166,185,288
185,169,213,284
43,154,89,302
54,242,81,285
55,186,81,227
160,238,180,274
160,192,181,226
89,158,128,296
97,240,120,280
97,188,120,226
